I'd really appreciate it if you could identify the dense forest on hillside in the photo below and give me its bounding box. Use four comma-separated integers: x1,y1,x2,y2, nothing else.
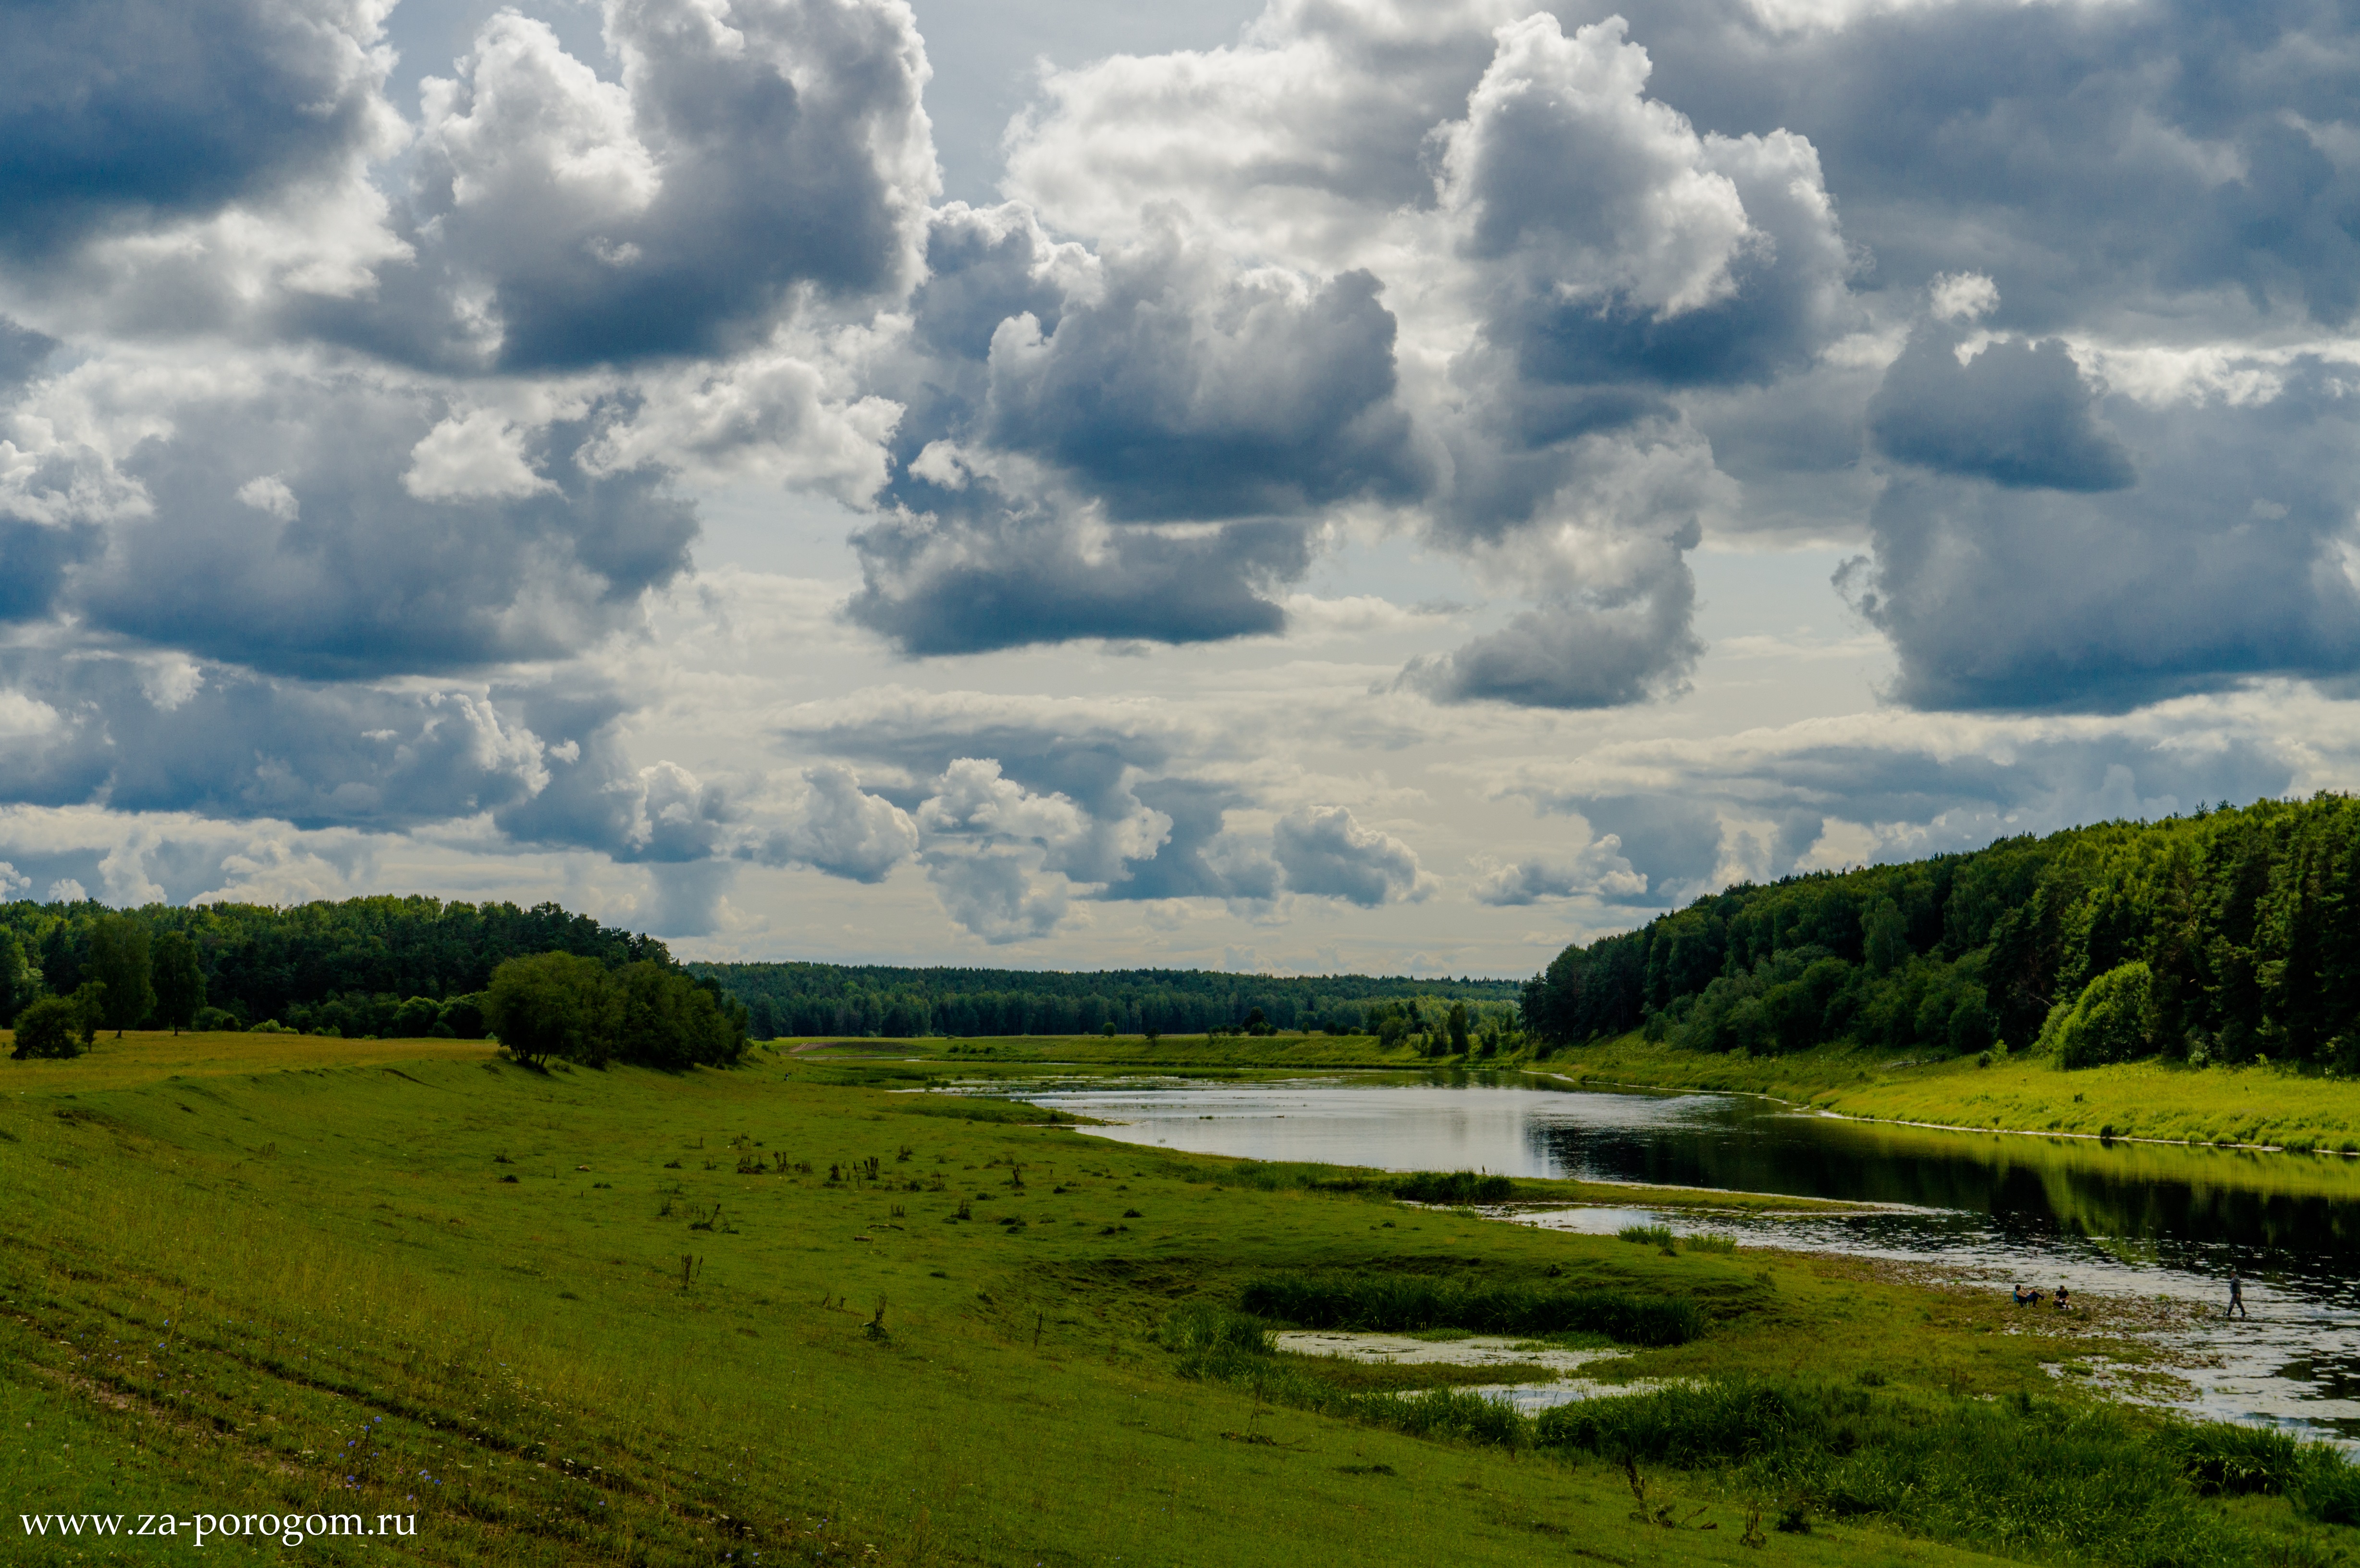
1523,794,2360,1071
0,896,674,1039
689,961,1521,1039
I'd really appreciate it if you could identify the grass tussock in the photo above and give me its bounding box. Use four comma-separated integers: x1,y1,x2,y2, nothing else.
1237,1271,1702,1346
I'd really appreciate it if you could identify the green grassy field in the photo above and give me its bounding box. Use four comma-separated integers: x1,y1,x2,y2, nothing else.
1546,1034,2360,1154
1,1030,2351,1566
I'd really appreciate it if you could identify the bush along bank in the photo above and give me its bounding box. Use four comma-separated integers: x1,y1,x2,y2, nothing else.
1169,1305,2360,1568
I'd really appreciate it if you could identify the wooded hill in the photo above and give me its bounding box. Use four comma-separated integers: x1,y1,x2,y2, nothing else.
688,961,1522,1040
1522,793,2360,1071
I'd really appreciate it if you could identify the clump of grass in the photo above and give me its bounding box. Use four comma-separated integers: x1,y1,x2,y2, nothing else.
1616,1222,1676,1252
1393,1170,1513,1205
1683,1232,1739,1254
1237,1272,1701,1346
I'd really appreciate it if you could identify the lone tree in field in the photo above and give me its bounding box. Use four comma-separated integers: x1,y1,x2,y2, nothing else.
88,915,154,1038
150,930,206,1035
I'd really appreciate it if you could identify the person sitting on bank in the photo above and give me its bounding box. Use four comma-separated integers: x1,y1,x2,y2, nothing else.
2054,1284,2072,1311
2012,1285,2041,1305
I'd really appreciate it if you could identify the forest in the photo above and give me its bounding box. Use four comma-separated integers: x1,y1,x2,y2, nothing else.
689,961,1521,1040
1522,793,2360,1071
0,892,1518,1046
0,895,674,1040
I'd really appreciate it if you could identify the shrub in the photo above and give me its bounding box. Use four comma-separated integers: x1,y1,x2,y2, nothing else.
10,995,88,1059
1394,1170,1512,1204
2040,962,2157,1067
192,1006,241,1032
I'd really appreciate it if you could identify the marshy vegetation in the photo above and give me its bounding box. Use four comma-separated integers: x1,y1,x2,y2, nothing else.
1237,1271,1703,1345
1170,1304,2360,1568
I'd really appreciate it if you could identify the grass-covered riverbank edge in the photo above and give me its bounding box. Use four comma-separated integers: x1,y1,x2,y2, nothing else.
1541,1034,2360,1155
3,1029,2354,1566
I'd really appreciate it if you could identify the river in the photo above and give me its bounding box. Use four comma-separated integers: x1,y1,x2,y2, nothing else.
994,1071,2360,1442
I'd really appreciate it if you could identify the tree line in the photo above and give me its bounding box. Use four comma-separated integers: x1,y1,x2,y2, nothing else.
1520,793,2360,1071
688,960,1523,1040
0,896,723,1061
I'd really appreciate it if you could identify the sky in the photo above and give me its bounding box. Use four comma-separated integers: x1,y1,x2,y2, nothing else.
1,0,2357,977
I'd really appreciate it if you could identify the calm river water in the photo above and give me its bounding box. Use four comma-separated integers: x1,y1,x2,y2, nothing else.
999,1072,2360,1441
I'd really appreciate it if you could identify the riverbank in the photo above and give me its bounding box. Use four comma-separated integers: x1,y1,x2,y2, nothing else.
5,1030,2352,1565
1543,1035,2360,1155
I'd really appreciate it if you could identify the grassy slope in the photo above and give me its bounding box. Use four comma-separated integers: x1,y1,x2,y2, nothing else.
1545,1034,2360,1154
0,1030,2322,1566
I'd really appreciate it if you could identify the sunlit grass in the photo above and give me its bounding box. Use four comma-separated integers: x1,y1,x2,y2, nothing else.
0,1031,2348,1565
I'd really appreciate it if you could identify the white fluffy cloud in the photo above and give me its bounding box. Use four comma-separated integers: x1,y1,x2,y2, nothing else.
3,0,2360,971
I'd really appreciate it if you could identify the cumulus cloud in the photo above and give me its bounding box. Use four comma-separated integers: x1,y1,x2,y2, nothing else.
1399,530,1703,708
0,0,399,259
369,0,936,370
1843,358,2360,710
0,652,554,829
1473,837,1648,906
1271,804,1434,906
750,763,918,883
921,843,1070,944
1868,324,2134,492
846,205,1423,654
1505,704,2306,897
37,368,699,678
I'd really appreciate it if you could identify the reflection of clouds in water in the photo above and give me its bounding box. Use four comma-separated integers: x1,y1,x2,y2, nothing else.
1012,1076,2360,1444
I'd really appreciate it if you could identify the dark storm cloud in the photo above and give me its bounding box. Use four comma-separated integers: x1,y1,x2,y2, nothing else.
1868,327,2134,491
67,382,698,680
1842,362,2360,711
0,653,552,830
0,0,388,257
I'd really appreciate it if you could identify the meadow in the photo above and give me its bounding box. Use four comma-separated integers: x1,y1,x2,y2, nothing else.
1,1029,2353,1566
1547,1034,2360,1154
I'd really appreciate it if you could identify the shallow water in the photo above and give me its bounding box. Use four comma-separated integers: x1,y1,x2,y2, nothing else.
1000,1072,2360,1442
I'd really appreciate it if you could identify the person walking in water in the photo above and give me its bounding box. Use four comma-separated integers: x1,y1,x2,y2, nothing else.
2230,1273,2248,1320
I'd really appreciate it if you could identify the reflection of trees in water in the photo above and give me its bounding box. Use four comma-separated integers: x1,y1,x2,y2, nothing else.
1531,1111,2360,1259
